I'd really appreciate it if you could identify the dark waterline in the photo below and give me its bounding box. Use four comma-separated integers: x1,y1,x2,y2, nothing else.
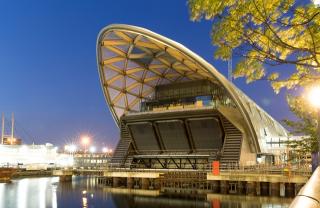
0,177,292,208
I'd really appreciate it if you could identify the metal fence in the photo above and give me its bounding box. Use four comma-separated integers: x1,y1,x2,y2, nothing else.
106,161,312,177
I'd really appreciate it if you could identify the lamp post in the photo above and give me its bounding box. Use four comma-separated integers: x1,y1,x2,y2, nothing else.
69,144,77,154
81,136,90,153
89,146,96,153
307,86,320,167
64,144,77,158
102,147,107,153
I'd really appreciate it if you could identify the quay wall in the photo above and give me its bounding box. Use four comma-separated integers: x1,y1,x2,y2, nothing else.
97,170,309,198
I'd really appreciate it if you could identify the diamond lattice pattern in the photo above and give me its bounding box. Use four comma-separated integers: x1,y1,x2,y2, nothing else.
99,30,218,120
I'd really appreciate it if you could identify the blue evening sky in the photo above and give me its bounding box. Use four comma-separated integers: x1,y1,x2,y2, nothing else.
0,0,296,148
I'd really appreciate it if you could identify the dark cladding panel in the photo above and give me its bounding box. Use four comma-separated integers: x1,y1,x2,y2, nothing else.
127,122,160,153
156,120,190,151
187,117,223,150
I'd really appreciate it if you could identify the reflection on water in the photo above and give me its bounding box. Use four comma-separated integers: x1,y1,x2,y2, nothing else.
0,176,291,208
0,177,59,208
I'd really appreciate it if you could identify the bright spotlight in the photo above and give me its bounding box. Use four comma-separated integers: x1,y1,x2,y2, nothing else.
102,147,108,153
69,145,77,153
89,146,96,153
64,145,70,152
20,145,29,153
313,0,320,6
81,136,90,146
308,86,320,109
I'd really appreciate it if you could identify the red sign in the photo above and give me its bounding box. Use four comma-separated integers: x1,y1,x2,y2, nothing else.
211,199,220,208
212,161,220,175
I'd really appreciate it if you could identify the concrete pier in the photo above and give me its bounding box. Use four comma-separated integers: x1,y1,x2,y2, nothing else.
207,171,309,184
246,182,256,195
237,181,245,194
260,182,269,196
285,183,295,197
141,178,150,189
256,182,261,196
270,182,280,197
53,170,73,182
280,183,286,197
59,175,72,182
211,181,220,193
127,177,133,189
113,177,120,187
220,181,228,194
96,170,310,197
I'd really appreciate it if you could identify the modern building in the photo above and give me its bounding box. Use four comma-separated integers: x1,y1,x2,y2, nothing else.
2,136,22,145
0,143,73,169
96,24,288,169
73,153,110,169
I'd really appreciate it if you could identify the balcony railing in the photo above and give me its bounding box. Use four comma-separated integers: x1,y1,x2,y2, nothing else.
126,100,235,116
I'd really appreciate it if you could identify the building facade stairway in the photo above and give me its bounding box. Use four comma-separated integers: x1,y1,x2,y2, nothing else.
110,121,132,167
220,115,243,169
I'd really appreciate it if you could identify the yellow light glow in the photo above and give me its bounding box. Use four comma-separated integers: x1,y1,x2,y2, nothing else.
69,144,77,153
64,144,77,153
308,86,320,108
89,146,96,153
81,136,90,146
102,147,108,153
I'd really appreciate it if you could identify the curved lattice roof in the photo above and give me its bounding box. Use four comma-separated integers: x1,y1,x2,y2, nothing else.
97,24,288,152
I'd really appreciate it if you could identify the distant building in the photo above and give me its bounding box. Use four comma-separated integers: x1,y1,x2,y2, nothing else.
0,143,73,169
2,136,22,145
97,24,289,169
73,153,110,169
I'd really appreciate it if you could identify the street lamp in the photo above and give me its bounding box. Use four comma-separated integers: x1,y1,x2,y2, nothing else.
102,147,113,156
81,136,90,153
307,86,320,167
64,145,70,152
313,0,320,6
69,144,77,153
89,146,96,153
102,147,108,153
64,144,77,154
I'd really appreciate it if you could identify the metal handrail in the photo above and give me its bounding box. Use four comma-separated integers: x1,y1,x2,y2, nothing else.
106,161,311,177
289,167,320,208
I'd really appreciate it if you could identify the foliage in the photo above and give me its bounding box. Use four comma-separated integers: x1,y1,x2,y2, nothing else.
283,94,318,154
188,0,320,92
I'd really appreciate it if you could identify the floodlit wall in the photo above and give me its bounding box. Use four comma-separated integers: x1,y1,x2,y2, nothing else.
0,144,73,168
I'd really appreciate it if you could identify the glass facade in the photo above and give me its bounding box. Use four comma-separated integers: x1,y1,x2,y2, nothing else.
140,80,235,112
